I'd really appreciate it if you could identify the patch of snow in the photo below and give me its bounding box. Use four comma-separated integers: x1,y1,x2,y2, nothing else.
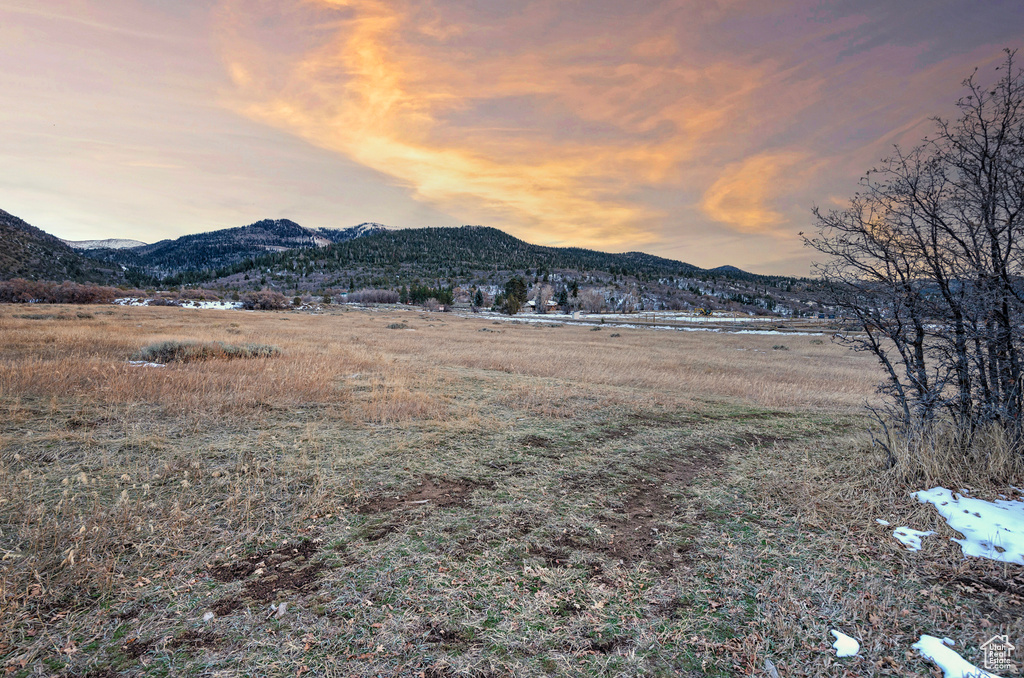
913,635,1004,678
127,361,165,368
463,312,823,336
113,298,242,310
914,487,1024,565
188,300,242,310
733,329,824,336
892,526,935,551
830,630,860,657
876,518,890,526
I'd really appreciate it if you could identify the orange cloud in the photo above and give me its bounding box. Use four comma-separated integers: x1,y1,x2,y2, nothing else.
700,151,811,235
214,0,774,248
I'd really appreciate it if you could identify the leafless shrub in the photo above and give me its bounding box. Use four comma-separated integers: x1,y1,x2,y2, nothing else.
241,289,288,310
178,288,218,300
806,50,1024,475
345,289,399,304
0,279,123,304
579,288,606,313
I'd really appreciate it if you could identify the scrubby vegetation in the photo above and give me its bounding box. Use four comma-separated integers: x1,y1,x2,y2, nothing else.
133,340,281,363
0,278,136,304
241,289,288,310
345,288,400,304
807,51,1024,482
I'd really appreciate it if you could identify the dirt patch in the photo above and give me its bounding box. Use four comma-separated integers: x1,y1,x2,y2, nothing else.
109,600,151,620
594,488,683,571
423,624,471,648
528,544,573,568
121,637,154,660
210,597,243,616
205,539,324,611
519,434,554,448
356,477,490,514
552,444,722,570
244,560,324,602
588,634,629,654
208,540,320,583
648,445,724,486
588,425,635,444
362,523,400,542
169,630,220,651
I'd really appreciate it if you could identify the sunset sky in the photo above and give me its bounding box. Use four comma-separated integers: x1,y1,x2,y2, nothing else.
2,1,1022,275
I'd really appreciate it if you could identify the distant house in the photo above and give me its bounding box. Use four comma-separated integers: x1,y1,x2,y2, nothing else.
525,299,559,312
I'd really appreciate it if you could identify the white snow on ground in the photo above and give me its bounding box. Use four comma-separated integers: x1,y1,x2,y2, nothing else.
830,630,860,657
732,329,823,336
181,300,243,310
913,635,1004,678
892,526,935,551
127,361,165,368
463,312,823,335
114,298,242,310
876,518,891,526
914,487,1024,565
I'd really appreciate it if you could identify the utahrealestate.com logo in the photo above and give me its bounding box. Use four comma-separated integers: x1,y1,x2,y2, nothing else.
982,635,1016,673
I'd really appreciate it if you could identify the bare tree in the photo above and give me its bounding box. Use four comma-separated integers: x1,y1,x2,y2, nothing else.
579,288,606,313
532,284,553,314
805,50,1024,466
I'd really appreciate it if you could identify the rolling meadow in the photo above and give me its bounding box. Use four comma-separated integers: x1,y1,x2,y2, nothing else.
1,304,1020,676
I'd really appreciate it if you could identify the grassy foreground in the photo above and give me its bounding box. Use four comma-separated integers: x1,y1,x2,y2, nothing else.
1,305,1021,677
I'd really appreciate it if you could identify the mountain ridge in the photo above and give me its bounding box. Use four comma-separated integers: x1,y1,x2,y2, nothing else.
86,218,389,277
0,209,124,283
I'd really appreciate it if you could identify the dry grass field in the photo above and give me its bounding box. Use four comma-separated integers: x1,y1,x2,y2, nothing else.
1,305,1021,676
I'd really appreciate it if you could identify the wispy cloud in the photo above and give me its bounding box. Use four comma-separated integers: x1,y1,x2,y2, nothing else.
700,152,813,235
216,0,780,248
2,0,1019,273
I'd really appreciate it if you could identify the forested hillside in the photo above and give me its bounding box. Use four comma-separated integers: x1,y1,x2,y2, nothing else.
0,209,123,283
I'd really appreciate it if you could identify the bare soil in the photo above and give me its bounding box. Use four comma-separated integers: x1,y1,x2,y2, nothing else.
356,476,492,513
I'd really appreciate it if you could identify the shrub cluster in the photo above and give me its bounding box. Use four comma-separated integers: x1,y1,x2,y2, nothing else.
346,289,400,304
241,289,289,310
133,340,281,363
177,288,220,300
0,279,132,304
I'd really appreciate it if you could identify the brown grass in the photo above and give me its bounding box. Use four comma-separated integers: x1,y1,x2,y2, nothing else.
1,304,1018,677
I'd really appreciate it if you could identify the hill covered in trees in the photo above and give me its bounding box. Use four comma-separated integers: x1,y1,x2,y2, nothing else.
253,225,706,282
195,225,821,316
86,219,388,281
0,206,826,316
0,209,123,284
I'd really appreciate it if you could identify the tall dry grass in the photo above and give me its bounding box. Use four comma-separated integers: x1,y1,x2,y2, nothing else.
879,420,1024,488
0,307,880,419
0,304,973,677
